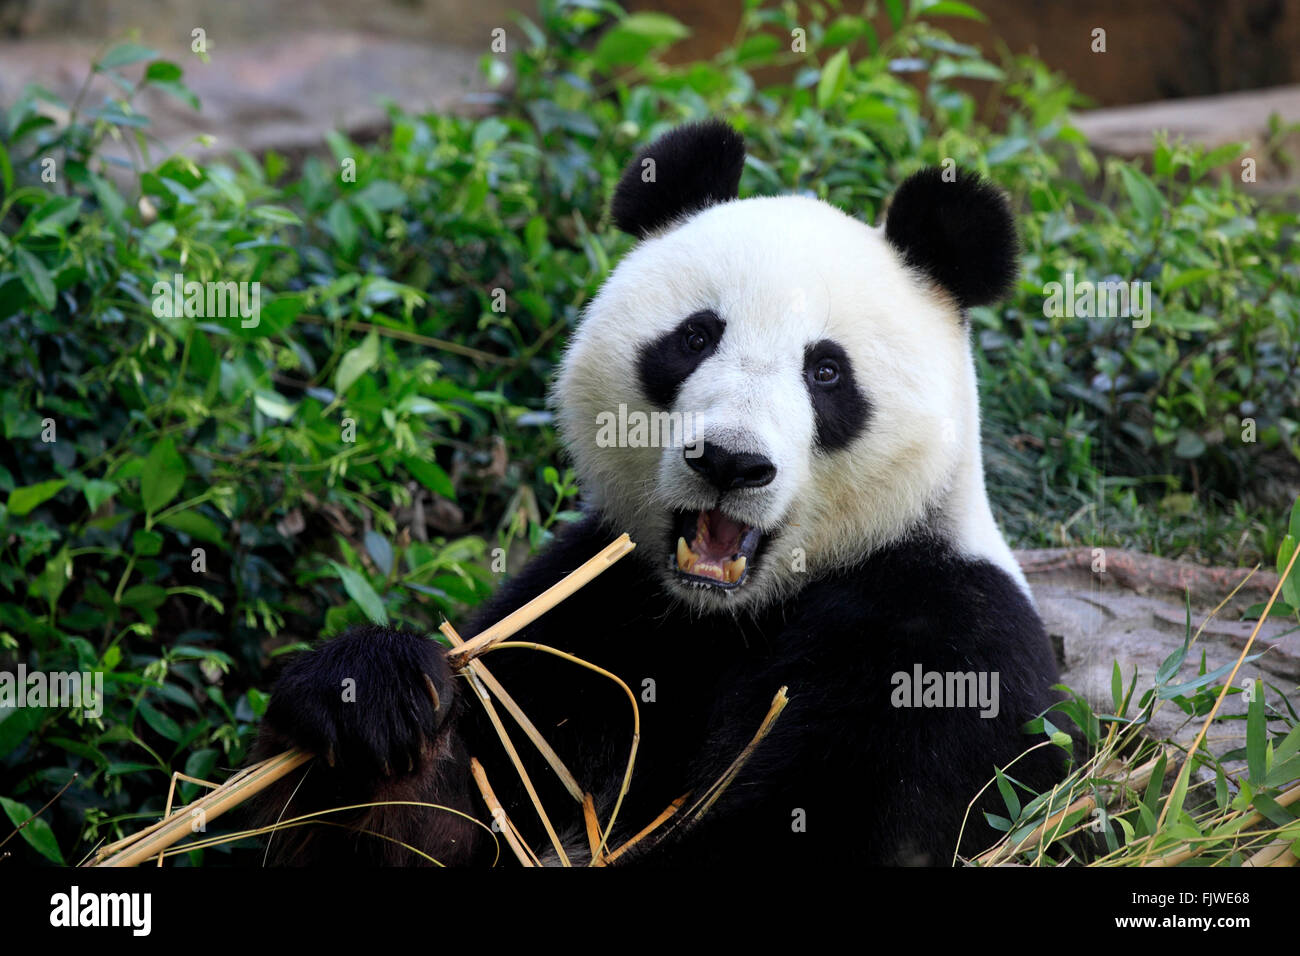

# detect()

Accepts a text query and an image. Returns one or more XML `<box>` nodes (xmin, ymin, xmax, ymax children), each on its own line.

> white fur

<box><xmin>554</xmin><ymin>195</ymin><xmax>1028</xmax><ymax>613</ymax></box>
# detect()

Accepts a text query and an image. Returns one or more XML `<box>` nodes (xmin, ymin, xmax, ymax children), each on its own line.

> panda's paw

<box><xmin>263</xmin><ymin>625</ymin><xmax>456</xmax><ymax>777</ymax></box>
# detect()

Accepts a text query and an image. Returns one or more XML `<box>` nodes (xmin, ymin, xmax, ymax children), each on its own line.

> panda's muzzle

<box><xmin>672</xmin><ymin>508</ymin><xmax>763</xmax><ymax>588</ymax></box>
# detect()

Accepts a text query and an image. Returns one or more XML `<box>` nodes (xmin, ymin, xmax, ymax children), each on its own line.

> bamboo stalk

<box><xmin>684</xmin><ymin>687</ymin><xmax>789</xmax><ymax>827</ymax></box>
<box><xmin>156</xmin><ymin>770</ymin><xmax>222</xmax><ymax>866</ymax></box>
<box><xmin>490</xmin><ymin>640</ymin><xmax>640</xmax><ymax>861</ymax></box>
<box><xmin>1146</xmin><ymin>780</ymin><xmax>1300</xmax><ymax>867</ymax></box>
<box><xmin>447</xmin><ymin>533</ymin><xmax>635</xmax><ymax>669</ymax></box>
<box><xmin>976</xmin><ymin>750</ymin><xmax>1165</xmax><ymax>866</ymax></box>
<box><xmin>460</xmin><ymin>665</ymin><xmax>571</xmax><ymax>866</ymax></box>
<box><xmin>91</xmin><ymin>535</ymin><xmax>636</xmax><ymax>867</ymax></box>
<box><xmin>605</xmin><ymin>794</ymin><xmax>690</xmax><ymax>864</ymax></box>
<box><xmin>1243</xmin><ymin>839</ymin><xmax>1293</xmax><ymax>867</ymax></box>
<box><xmin>95</xmin><ymin>750</ymin><xmax>312</xmax><ymax>867</ymax></box>
<box><xmin>469</xmin><ymin>758</ymin><xmax>533</xmax><ymax>867</ymax></box>
<box><xmin>440</xmin><ymin>621</ymin><xmax>583</xmax><ymax>802</ymax></box>
<box><xmin>582</xmin><ymin>794</ymin><xmax>606</xmax><ymax>866</ymax></box>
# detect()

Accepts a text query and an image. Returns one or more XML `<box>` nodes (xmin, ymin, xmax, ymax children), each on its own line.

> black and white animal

<box><xmin>250</xmin><ymin>120</ymin><xmax>1063</xmax><ymax>866</ymax></box>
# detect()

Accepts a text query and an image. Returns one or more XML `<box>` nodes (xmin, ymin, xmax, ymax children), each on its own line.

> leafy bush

<box><xmin>0</xmin><ymin>0</ymin><xmax>1296</xmax><ymax>864</ymax></box>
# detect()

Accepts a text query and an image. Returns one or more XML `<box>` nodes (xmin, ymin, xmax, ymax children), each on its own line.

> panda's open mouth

<box><xmin>671</xmin><ymin>508</ymin><xmax>764</xmax><ymax>589</ymax></box>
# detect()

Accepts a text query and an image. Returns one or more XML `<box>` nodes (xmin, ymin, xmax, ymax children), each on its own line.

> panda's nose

<box><xmin>685</xmin><ymin>443</ymin><xmax>777</xmax><ymax>491</ymax></box>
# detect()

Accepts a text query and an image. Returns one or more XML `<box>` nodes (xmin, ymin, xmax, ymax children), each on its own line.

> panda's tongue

<box><xmin>675</xmin><ymin>508</ymin><xmax>756</xmax><ymax>585</ymax></box>
<box><xmin>697</xmin><ymin>508</ymin><xmax>743</xmax><ymax>557</ymax></box>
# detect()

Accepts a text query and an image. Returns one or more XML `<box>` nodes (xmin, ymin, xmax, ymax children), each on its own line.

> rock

<box><xmin>1072</xmin><ymin>85</ymin><xmax>1300</xmax><ymax>189</ymax></box>
<box><xmin>0</xmin><ymin>32</ymin><xmax>486</xmax><ymax>163</ymax></box>
<box><xmin>1019</xmin><ymin>548</ymin><xmax>1298</xmax><ymax>769</ymax></box>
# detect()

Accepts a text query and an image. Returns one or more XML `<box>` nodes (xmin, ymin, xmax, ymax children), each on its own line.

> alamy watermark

<box><xmin>595</xmin><ymin>403</ymin><xmax>705</xmax><ymax>458</ymax></box>
<box><xmin>0</xmin><ymin>665</ymin><xmax>104</xmax><ymax>719</ymax></box>
<box><xmin>1043</xmin><ymin>272</ymin><xmax>1153</xmax><ymax>328</ymax></box>
<box><xmin>890</xmin><ymin>665</ymin><xmax>1000</xmax><ymax>718</ymax></box>
<box><xmin>151</xmin><ymin>273</ymin><xmax>261</xmax><ymax>328</ymax></box>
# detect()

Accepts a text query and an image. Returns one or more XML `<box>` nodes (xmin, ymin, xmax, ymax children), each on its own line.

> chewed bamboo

<box><xmin>470</xmin><ymin>758</ymin><xmax>533</xmax><ymax>867</ymax></box>
<box><xmin>89</xmin><ymin>534</ymin><xmax>635</xmax><ymax>868</ymax></box>
<box><xmin>440</xmin><ymin>621</ymin><xmax>583</xmax><ymax>802</ymax></box>
<box><xmin>446</xmin><ymin>533</ymin><xmax>635</xmax><ymax>669</ymax></box>
<box><xmin>94</xmin><ymin>750</ymin><xmax>312</xmax><ymax>867</ymax></box>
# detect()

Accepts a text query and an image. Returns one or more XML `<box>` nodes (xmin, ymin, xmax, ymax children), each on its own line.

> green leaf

<box><xmin>919</xmin><ymin>1</ymin><xmax>987</xmax><ymax>21</ymax></box>
<box><xmin>356</xmin><ymin>181</ymin><xmax>406</xmax><ymax>211</ymax></box>
<box><xmin>1117</xmin><ymin>164</ymin><xmax>1164</xmax><ymax>223</ymax></box>
<box><xmin>251</xmin><ymin>204</ymin><xmax>303</xmax><ymax>225</ymax></box>
<box><xmin>82</xmin><ymin>479</ymin><xmax>118</xmax><ymax>512</ymax></box>
<box><xmin>335</xmin><ymin>330</ymin><xmax>380</xmax><ymax>396</ymax></box>
<box><xmin>994</xmin><ymin>767</ymin><xmax>1020</xmax><ymax>819</ymax></box>
<box><xmin>326</xmin><ymin>199</ymin><xmax>358</xmax><ymax>253</ymax></box>
<box><xmin>817</xmin><ymin>48</ymin><xmax>851</xmax><ymax>111</ymax></box>
<box><xmin>137</xmin><ymin>699</ymin><xmax>182</xmax><ymax>742</ymax></box>
<box><xmin>364</xmin><ymin>530</ymin><xmax>394</xmax><ymax>576</ymax></box>
<box><xmin>14</xmin><ymin>246</ymin><xmax>56</xmax><ymax>310</ymax></box>
<box><xmin>150</xmin><ymin>79</ymin><xmax>200</xmax><ymax>111</ymax></box>
<box><xmin>0</xmin><ymin>796</ymin><xmax>64</xmax><ymax>864</ymax></box>
<box><xmin>141</xmin><ymin>437</ymin><xmax>186</xmax><ymax>514</ymax></box>
<box><xmin>1252</xmin><ymin>793</ymin><xmax>1299</xmax><ymax>828</ymax></box>
<box><xmin>0</xmin><ymin>140</ymin><xmax>13</xmax><ymax>198</ymax></box>
<box><xmin>330</xmin><ymin>561</ymin><xmax>388</xmax><ymax>625</ymax></box>
<box><xmin>132</xmin><ymin>529</ymin><xmax>163</xmax><ymax>556</ymax></box>
<box><xmin>8</xmin><ymin>478</ymin><xmax>67</xmax><ymax>516</ymax></box>
<box><xmin>405</xmin><ymin>457</ymin><xmax>456</xmax><ymax>499</ymax></box>
<box><xmin>986</xmin><ymin>136</ymin><xmax>1031</xmax><ymax>165</ymax></box>
<box><xmin>144</xmin><ymin>60</ymin><xmax>183</xmax><ymax>82</ymax></box>
<box><xmin>158</xmin><ymin>508</ymin><xmax>224</xmax><ymax>545</ymax></box>
<box><xmin>27</xmin><ymin>196</ymin><xmax>82</xmax><ymax>236</ymax></box>
<box><xmin>120</xmin><ymin>583</ymin><xmax>167</xmax><ymax>612</ymax></box>
<box><xmin>98</xmin><ymin>42</ymin><xmax>159</xmax><ymax>70</ymax></box>
<box><xmin>1265</xmin><ymin>756</ymin><xmax>1300</xmax><ymax>788</ymax></box>
<box><xmin>594</xmin><ymin>12</ymin><xmax>690</xmax><ymax>68</ymax></box>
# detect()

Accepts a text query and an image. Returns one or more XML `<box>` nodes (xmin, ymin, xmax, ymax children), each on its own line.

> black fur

<box><xmin>636</xmin><ymin>309</ymin><xmax>725</xmax><ymax>408</ymax></box>
<box><xmin>803</xmin><ymin>339</ymin><xmax>871</xmax><ymax>450</ymax></box>
<box><xmin>883</xmin><ymin>167</ymin><xmax>1019</xmax><ymax>309</ymax></box>
<box><xmin>611</xmin><ymin>120</ymin><xmax>745</xmax><ymax>238</ymax></box>
<box><xmin>251</xmin><ymin>513</ymin><xmax>1063</xmax><ymax>866</ymax></box>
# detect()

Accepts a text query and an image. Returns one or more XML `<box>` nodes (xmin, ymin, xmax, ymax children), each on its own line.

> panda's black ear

<box><xmin>883</xmin><ymin>167</ymin><xmax>1018</xmax><ymax>308</ymax></box>
<box><xmin>611</xmin><ymin>120</ymin><xmax>746</xmax><ymax>239</ymax></box>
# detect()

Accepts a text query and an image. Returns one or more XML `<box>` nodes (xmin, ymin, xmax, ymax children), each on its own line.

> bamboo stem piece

<box><xmin>460</xmin><ymin>665</ymin><xmax>571</xmax><ymax>866</ymax></box>
<box><xmin>440</xmin><ymin>621</ymin><xmax>583</xmax><ymax>802</ymax></box>
<box><xmin>582</xmin><ymin>794</ymin><xmax>606</xmax><ymax>866</ymax></box>
<box><xmin>447</xmin><ymin>533</ymin><xmax>635</xmax><ymax>670</ymax></box>
<box><xmin>94</xmin><ymin>750</ymin><xmax>312</xmax><ymax>867</ymax></box>
<box><xmin>605</xmin><ymin>794</ymin><xmax>690</xmax><ymax>864</ymax></box>
<box><xmin>469</xmin><ymin>758</ymin><xmax>533</xmax><ymax>867</ymax></box>
<box><xmin>976</xmin><ymin>750</ymin><xmax>1166</xmax><ymax>866</ymax></box>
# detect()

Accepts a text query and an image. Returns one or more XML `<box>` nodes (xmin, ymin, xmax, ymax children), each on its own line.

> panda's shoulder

<box><xmin>791</xmin><ymin>537</ymin><xmax>1045</xmax><ymax>657</ymax></box>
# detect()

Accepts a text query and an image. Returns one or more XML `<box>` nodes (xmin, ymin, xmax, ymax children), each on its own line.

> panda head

<box><xmin>555</xmin><ymin>120</ymin><xmax>1021</xmax><ymax>614</ymax></box>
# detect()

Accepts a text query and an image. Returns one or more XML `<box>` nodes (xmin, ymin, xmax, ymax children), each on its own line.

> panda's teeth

<box><xmin>724</xmin><ymin>556</ymin><xmax>747</xmax><ymax>583</ymax></box>
<box><xmin>676</xmin><ymin>536</ymin><xmax>696</xmax><ymax>572</ymax></box>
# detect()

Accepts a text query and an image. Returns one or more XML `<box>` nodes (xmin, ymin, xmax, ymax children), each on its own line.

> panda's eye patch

<box><xmin>638</xmin><ymin>310</ymin><xmax>725</xmax><ymax>408</ymax></box>
<box><xmin>803</xmin><ymin>339</ymin><xmax>870</xmax><ymax>450</ymax></box>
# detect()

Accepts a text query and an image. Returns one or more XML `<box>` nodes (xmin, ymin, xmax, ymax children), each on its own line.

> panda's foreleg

<box><xmin>247</xmin><ymin>624</ymin><xmax>487</xmax><ymax>865</ymax></box>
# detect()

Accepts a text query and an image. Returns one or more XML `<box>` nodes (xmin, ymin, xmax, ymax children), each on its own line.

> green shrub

<box><xmin>0</xmin><ymin>0</ymin><xmax>1296</xmax><ymax>865</ymax></box>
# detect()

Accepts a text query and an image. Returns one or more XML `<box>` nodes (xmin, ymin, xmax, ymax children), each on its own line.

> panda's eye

<box><xmin>683</xmin><ymin>326</ymin><xmax>710</xmax><ymax>352</ymax></box>
<box><xmin>811</xmin><ymin>359</ymin><xmax>840</xmax><ymax>386</ymax></box>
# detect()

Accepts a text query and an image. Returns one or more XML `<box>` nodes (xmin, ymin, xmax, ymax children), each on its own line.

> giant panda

<box><xmin>249</xmin><ymin>119</ymin><xmax>1064</xmax><ymax>867</ymax></box>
